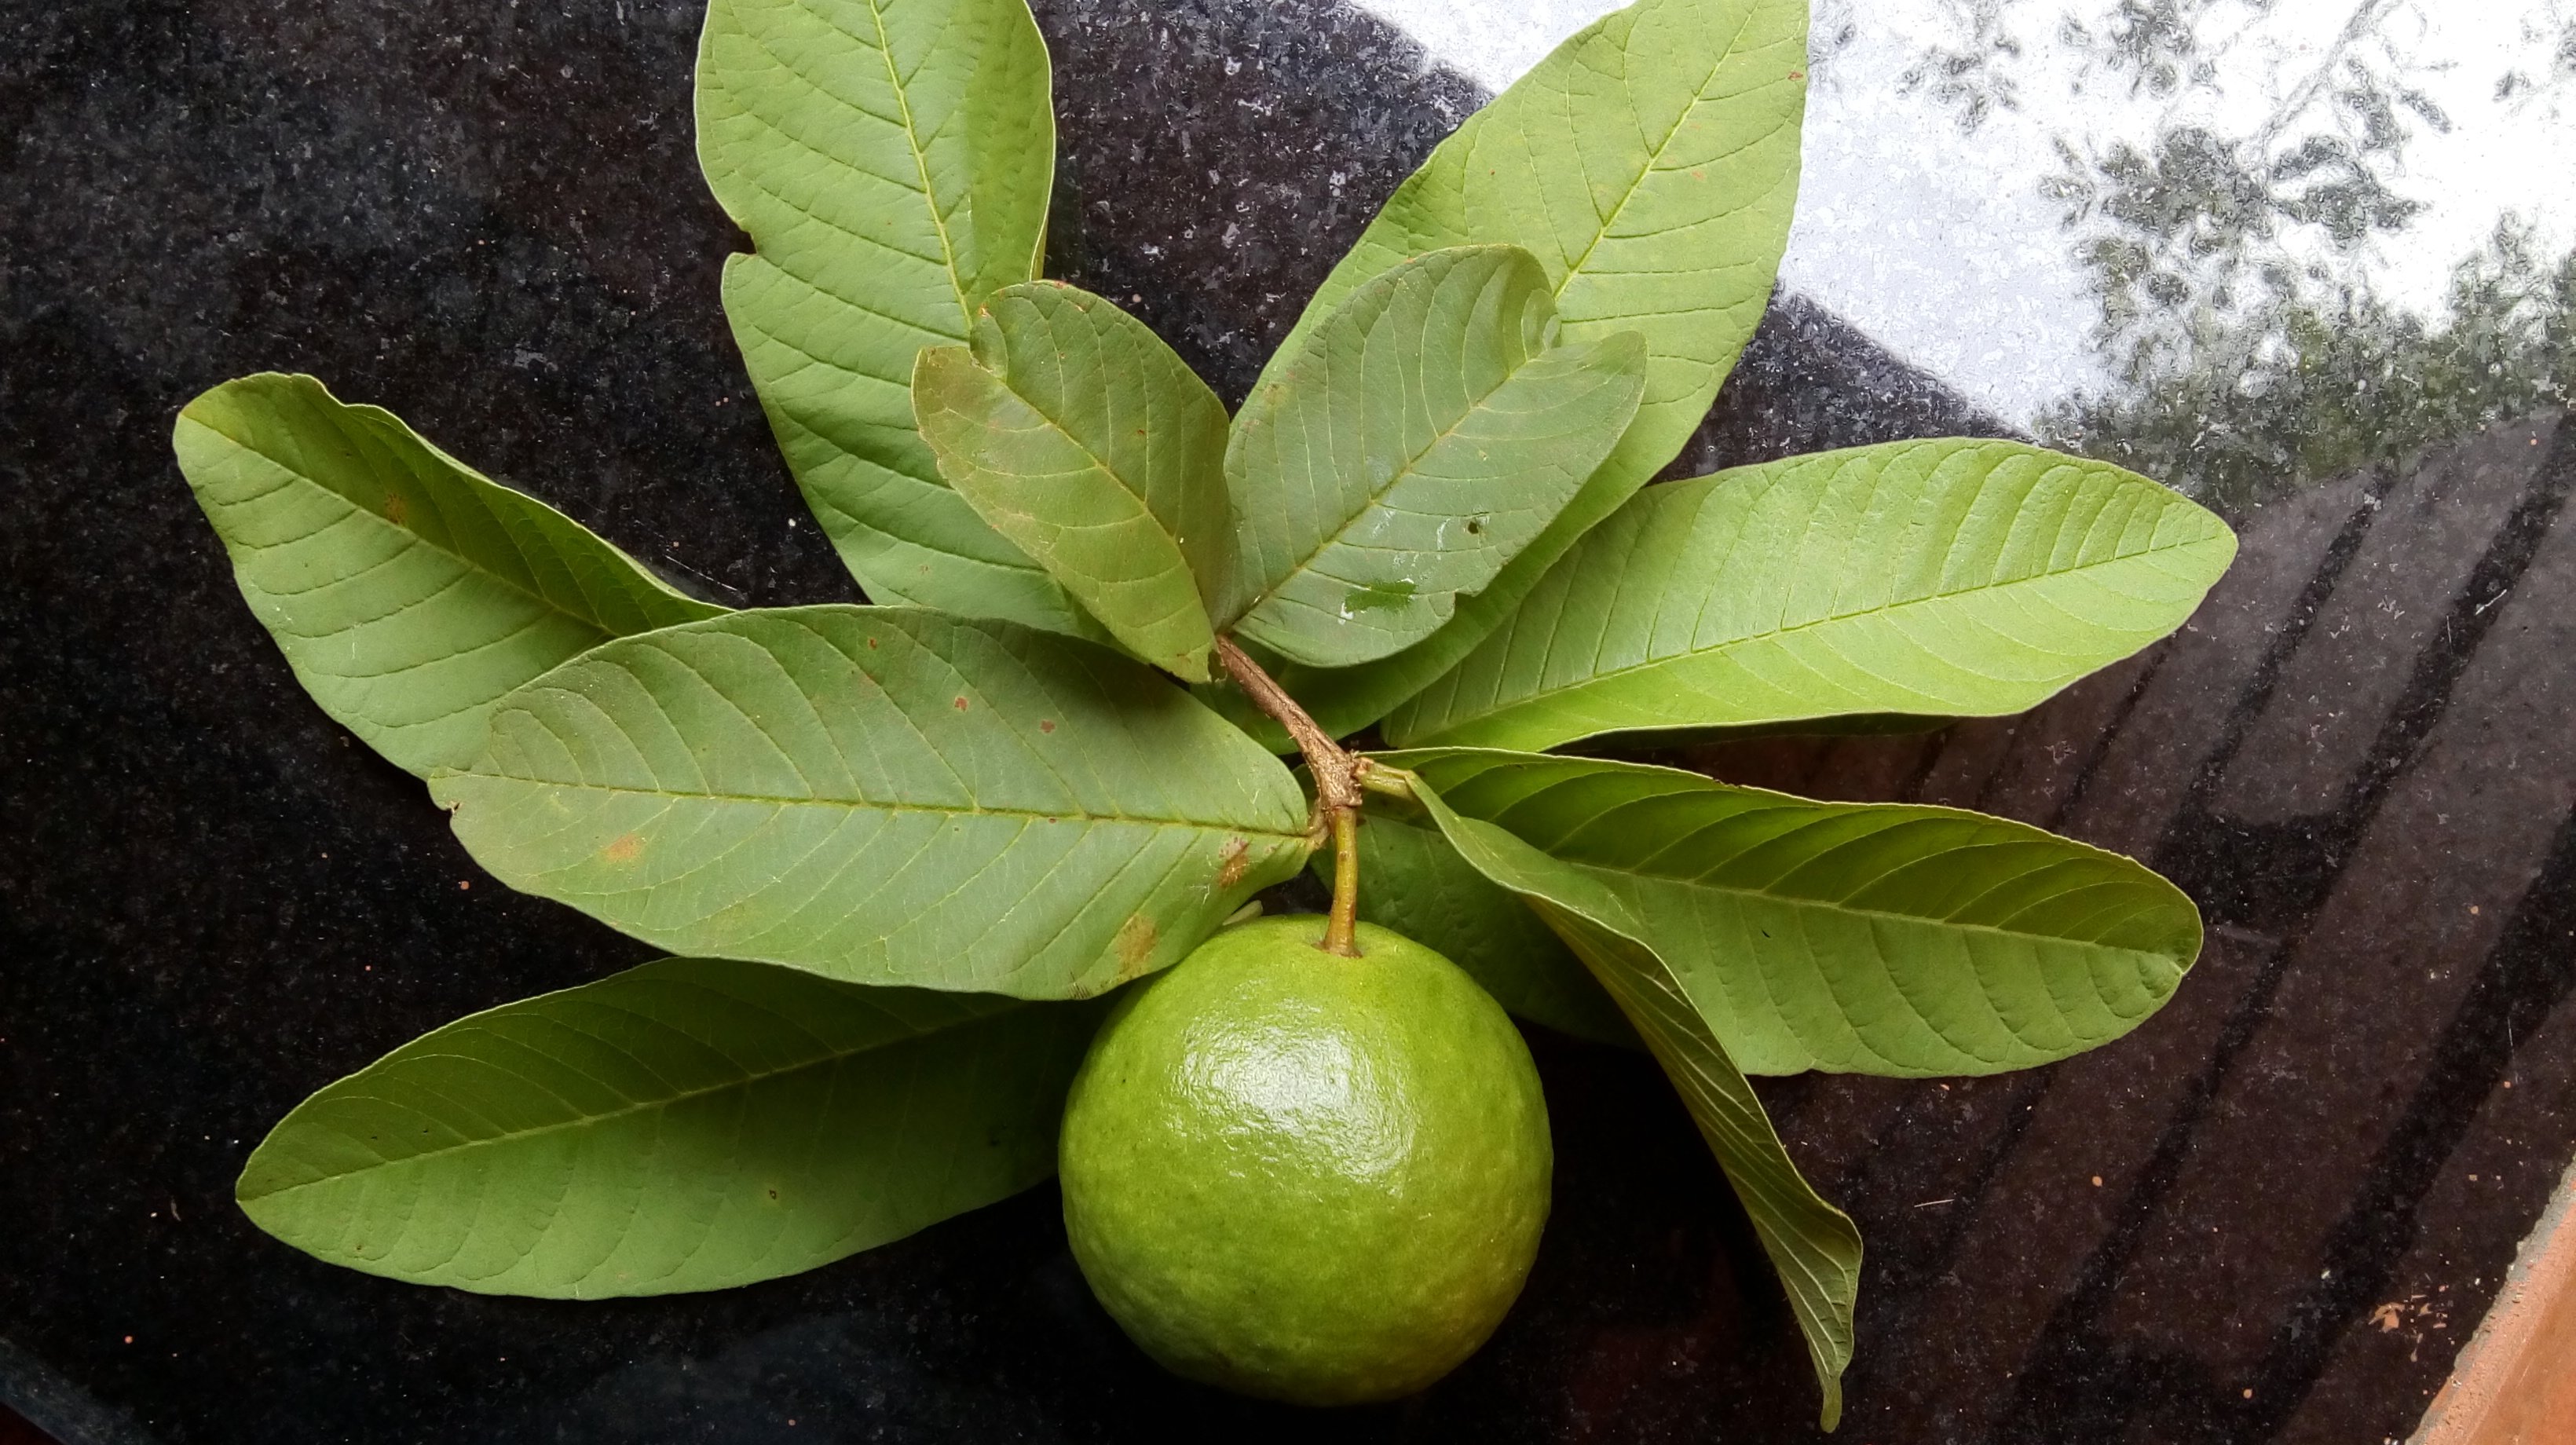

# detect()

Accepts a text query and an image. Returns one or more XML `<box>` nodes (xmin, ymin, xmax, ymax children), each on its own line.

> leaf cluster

<box><xmin>172</xmin><ymin>0</ymin><xmax>2236</xmax><ymax>1426</ymax></box>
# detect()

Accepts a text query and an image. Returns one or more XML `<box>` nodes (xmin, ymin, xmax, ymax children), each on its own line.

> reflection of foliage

<box><xmin>2041</xmin><ymin>224</ymin><xmax>2574</xmax><ymax>513</ymax></box>
<box><xmin>1823</xmin><ymin>0</ymin><xmax>2574</xmax><ymax>507</ymax></box>
<box><xmin>2041</xmin><ymin>115</ymin><xmax>2430</xmax><ymax>387</ymax></box>
<box><xmin>2024</xmin><ymin>0</ymin><xmax>2574</xmax><ymax>508</ymax></box>
<box><xmin>2494</xmin><ymin>2</ymin><xmax>2576</xmax><ymax>103</ymax></box>
<box><xmin>1900</xmin><ymin>0</ymin><xmax>2025</xmax><ymax>130</ymax></box>
<box><xmin>1805</xmin><ymin>0</ymin><xmax>1862</xmax><ymax>88</ymax></box>
<box><xmin>2044</xmin><ymin>0</ymin><xmax>2447</xmax><ymax>385</ymax></box>
<box><xmin>2063</xmin><ymin>0</ymin><xmax>2238</xmax><ymax>97</ymax></box>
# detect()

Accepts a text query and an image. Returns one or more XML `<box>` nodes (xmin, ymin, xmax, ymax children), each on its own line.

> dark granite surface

<box><xmin>4</xmin><ymin>0</ymin><xmax>2573</xmax><ymax>1440</ymax></box>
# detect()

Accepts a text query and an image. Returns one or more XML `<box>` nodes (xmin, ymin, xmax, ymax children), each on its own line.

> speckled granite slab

<box><xmin>4</xmin><ymin>1</ymin><xmax>2572</xmax><ymax>1440</ymax></box>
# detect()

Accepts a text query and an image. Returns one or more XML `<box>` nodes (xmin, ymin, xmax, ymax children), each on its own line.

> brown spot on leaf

<box><xmin>1215</xmin><ymin>836</ymin><xmax>1250</xmax><ymax>890</ymax></box>
<box><xmin>953</xmin><ymin>696</ymin><xmax>969</xmax><ymax>711</ymax></box>
<box><xmin>1114</xmin><ymin>913</ymin><xmax>1158</xmax><ymax>977</ymax></box>
<box><xmin>382</xmin><ymin>492</ymin><xmax>408</xmax><ymax>526</ymax></box>
<box><xmin>1038</xmin><ymin>719</ymin><xmax>1056</xmax><ymax>733</ymax></box>
<box><xmin>600</xmin><ymin>834</ymin><xmax>643</xmax><ymax>865</ymax></box>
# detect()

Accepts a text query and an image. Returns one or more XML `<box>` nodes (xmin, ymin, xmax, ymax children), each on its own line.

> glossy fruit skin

<box><xmin>1059</xmin><ymin>913</ymin><xmax>1552</xmax><ymax>1405</ymax></box>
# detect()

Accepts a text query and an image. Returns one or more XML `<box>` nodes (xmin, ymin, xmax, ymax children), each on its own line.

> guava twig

<box><xmin>1213</xmin><ymin>637</ymin><xmax>1360</xmax><ymax>812</ymax></box>
<box><xmin>1213</xmin><ymin>635</ymin><xmax>1363</xmax><ymax>957</ymax></box>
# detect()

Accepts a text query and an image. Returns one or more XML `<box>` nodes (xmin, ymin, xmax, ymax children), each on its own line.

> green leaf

<box><xmin>1220</xmin><ymin>246</ymin><xmax>1645</xmax><ymax>668</ymax></box>
<box><xmin>1389</xmin><ymin>440</ymin><xmax>2238</xmax><ymax>750</ymax></box>
<box><xmin>172</xmin><ymin>373</ymin><xmax>726</xmax><ymax>777</ymax></box>
<box><xmin>1251</xmin><ymin>0</ymin><xmax>1809</xmax><ymax>730</ymax></box>
<box><xmin>914</xmin><ymin>282</ymin><xmax>1231</xmax><ymax>682</ymax></box>
<box><xmin>237</xmin><ymin>956</ymin><xmax>1103</xmax><ymax>1298</ymax></box>
<box><xmin>1378</xmin><ymin>748</ymin><xmax>2203</xmax><ymax>1078</ymax></box>
<box><xmin>697</xmin><ymin>0</ymin><xmax>1087</xmax><ymax>633</ymax></box>
<box><xmin>1319</xmin><ymin>810</ymin><xmax>1634</xmax><ymax>1047</ymax></box>
<box><xmin>1398</xmin><ymin>767</ymin><xmax>1857</xmax><ymax>1430</ymax></box>
<box><xmin>429</xmin><ymin>607</ymin><xmax>1312</xmax><ymax>999</ymax></box>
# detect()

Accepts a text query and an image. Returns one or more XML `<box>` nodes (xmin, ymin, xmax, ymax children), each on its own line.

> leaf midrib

<box><xmin>862</xmin><ymin>0</ymin><xmax>975</xmax><ymax>335</ymax></box>
<box><xmin>1433</xmin><ymin>768</ymin><xmax>2185</xmax><ymax>952</ymax></box>
<box><xmin>1520</xmin><ymin>897</ymin><xmax>1862</xmax><ymax>1344</ymax></box>
<box><xmin>1444</xmin><ymin>521</ymin><xmax>2230</xmax><ymax>721</ymax></box>
<box><xmin>1237</xmin><ymin>325</ymin><xmax>1575</xmax><ymax>624</ymax></box>
<box><xmin>243</xmin><ymin>1009</ymin><xmax>988</xmax><ymax>1201</ymax></box>
<box><xmin>959</xmin><ymin>350</ymin><xmax>1194</xmax><ymax>579</ymax></box>
<box><xmin>1550</xmin><ymin>835</ymin><xmax>2185</xmax><ymax>957</ymax></box>
<box><xmin>188</xmin><ymin>412</ymin><xmax>639</xmax><ymax>646</ymax></box>
<box><xmin>448</xmin><ymin>771</ymin><xmax>1311</xmax><ymax>839</ymax></box>
<box><xmin>1540</xmin><ymin>2</ymin><xmax>1761</xmax><ymax>305</ymax></box>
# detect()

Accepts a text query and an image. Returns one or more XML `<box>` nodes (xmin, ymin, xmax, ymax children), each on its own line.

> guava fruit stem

<box><xmin>1325</xmin><ymin>807</ymin><xmax>1362</xmax><ymax>957</ymax></box>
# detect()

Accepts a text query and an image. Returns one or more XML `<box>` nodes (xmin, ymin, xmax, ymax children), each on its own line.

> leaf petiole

<box><xmin>1352</xmin><ymin>758</ymin><xmax>1418</xmax><ymax>804</ymax></box>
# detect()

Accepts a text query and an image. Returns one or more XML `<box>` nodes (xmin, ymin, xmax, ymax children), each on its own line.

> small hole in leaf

<box><xmin>1465</xmin><ymin>518</ymin><xmax>1484</xmax><ymax>535</ymax></box>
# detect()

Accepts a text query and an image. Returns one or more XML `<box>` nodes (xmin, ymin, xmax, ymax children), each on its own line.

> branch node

<box><xmin>1215</xmin><ymin>636</ymin><xmax>1364</xmax><ymax>957</ymax></box>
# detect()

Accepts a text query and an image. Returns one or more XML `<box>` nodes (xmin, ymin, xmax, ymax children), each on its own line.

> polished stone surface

<box><xmin>4</xmin><ymin>0</ymin><xmax>2573</xmax><ymax>1441</ymax></box>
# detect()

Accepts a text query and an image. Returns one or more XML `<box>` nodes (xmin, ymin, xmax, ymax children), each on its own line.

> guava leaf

<box><xmin>1317</xmin><ymin>810</ymin><xmax>1634</xmax><ymax>1047</ymax></box>
<box><xmin>172</xmin><ymin>373</ymin><xmax>727</xmax><ymax>777</ymax></box>
<box><xmin>1378</xmin><ymin>748</ymin><xmax>2203</xmax><ymax>1078</ymax></box>
<box><xmin>1389</xmin><ymin>440</ymin><xmax>2238</xmax><ymax>751</ymax></box>
<box><xmin>914</xmin><ymin>282</ymin><xmax>1230</xmax><ymax>682</ymax></box>
<box><xmin>1220</xmin><ymin>246</ymin><xmax>1645</xmax><ymax>668</ymax></box>
<box><xmin>697</xmin><ymin>0</ymin><xmax>1089</xmax><ymax>634</ymax></box>
<box><xmin>1251</xmin><ymin>0</ymin><xmax>1809</xmax><ymax>731</ymax></box>
<box><xmin>237</xmin><ymin>956</ymin><xmax>1103</xmax><ymax>1298</ymax></box>
<box><xmin>429</xmin><ymin>608</ymin><xmax>1312</xmax><ymax>998</ymax></box>
<box><xmin>1400</xmin><ymin>768</ymin><xmax>1857</xmax><ymax>1431</ymax></box>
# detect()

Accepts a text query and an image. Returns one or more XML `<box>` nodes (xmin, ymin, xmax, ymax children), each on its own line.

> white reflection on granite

<box><xmin>1349</xmin><ymin>0</ymin><xmax>2576</xmax><ymax>433</ymax></box>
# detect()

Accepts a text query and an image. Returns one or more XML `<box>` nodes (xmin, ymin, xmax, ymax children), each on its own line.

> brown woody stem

<box><xmin>1213</xmin><ymin>635</ymin><xmax>1364</xmax><ymax>957</ymax></box>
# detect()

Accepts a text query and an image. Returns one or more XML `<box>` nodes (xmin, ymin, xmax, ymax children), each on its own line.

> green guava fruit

<box><xmin>1057</xmin><ymin>913</ymin><xmax>1553</xmax><ymax>1405</ymax></box>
